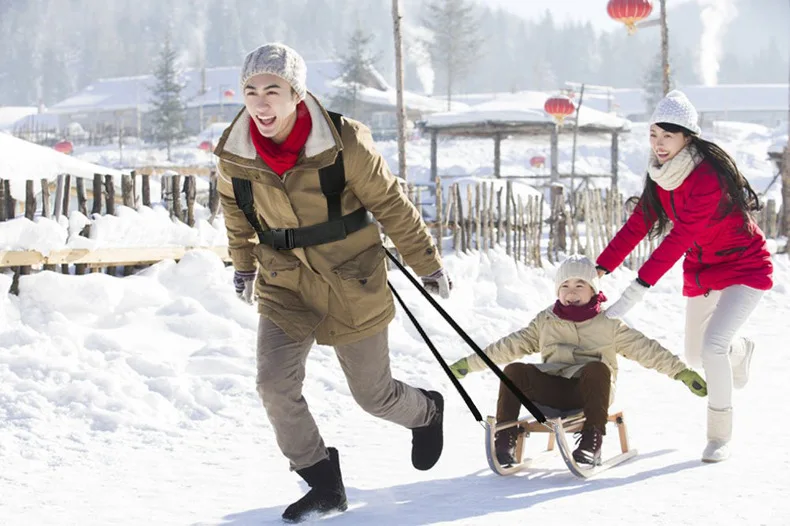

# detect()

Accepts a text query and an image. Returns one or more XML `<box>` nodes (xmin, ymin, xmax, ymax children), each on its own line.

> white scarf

<box><xmin>647</xmin><ymin>144</ymin><xmax>703</xmax><ymax>191</ymax></box>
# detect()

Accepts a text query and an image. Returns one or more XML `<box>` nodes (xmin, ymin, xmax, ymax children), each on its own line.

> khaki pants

<box><xmin>496</xmin><ymin>362</ymin><xmax>611</xmax><ymax>431</ymax></box>
<box><xmin>256</xmin><ymin>316</ymin><xmax>435</xmax><ymax>470</ymax></box>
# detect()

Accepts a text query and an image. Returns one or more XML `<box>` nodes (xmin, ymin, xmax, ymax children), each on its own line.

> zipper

<box><xmin>694</xmin><ymin>241</ymin><xmax>703</xmax><ymax>263</ymax></box>
<box><xmin>669</xmin><ymin>191</ymin><xmax>677</xmax><ymax>219</ymax></box>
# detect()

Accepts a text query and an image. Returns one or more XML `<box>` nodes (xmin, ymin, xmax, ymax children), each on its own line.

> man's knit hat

<box><xmin>555</xmin><ymin>254</ymin><xmax>599</xmax><ymax>295</ymax></box>
<box><xmin>649</xmin><ymin>89</ymin><xmax>701</xmax><ymax>136</ymax></box>
<box><xmin>240</xmin><ymin>43</ymin><xmax>307</xmax><ymax>101</ymax></box>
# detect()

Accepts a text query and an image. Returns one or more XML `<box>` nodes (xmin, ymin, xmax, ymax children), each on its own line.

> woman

<box><xmin>596</xmin><ymin>90</ymin><xmax>772</xmax><ymax>463</ymax></box>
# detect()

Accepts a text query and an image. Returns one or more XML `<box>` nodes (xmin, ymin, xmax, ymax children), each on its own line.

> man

<box><xmin>214</xmin><ymin>43</ymin><xmax>452</xmax><ymax>523</ymax></box>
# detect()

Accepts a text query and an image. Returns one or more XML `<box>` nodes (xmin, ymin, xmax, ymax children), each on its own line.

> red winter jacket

<box><xmin>597</xmin><ymin>159</ymin><xmax>773</xmax><ymax>297</ymax></box>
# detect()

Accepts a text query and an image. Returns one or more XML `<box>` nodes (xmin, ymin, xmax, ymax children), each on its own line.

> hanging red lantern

<box><xmin>543</xmin><ymin>95</ymin><xmax>576</xmax><ymax>125</ymax></box>
<box><xmin>607</xmin><ymin>0</ymin><xmax>653</xmax><ymax>34</ymax></box>
<box><xmin>223</xmin><ymin>89</ymin><xmax>235</xmax><ymax>100</ymax></box>
<box><xmin>53</xmin><ymin>140</ymin><xmax>74</xmax><ymax>155</ymax></box>
<box><xmin>198</xmin><ymin>140</ymin><xmax>213</xmax><ymax>151</ymax></box>
<box><xmin>530</xmin><ymin>155</ymin><xmax>546</xmax><ymax>168</ymax></box>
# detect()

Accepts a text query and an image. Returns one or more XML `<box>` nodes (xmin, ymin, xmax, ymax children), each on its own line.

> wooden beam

<box><xmin>0</xmin><ymin>246</ymin><xmax>231</xmax><ymax>268</ymax></box>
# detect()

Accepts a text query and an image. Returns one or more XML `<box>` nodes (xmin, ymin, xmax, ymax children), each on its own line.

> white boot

<box><xmin>702</xmin><ymin>406</ymin><xmax>732</xmax><ymax>463</ymax></box>
<box><xmin>731</xmin><ymin>337</ymin><xmax>755</xmax><ymax>390</ymax></box>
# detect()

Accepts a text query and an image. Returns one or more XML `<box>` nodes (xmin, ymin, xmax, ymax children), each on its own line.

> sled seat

<box><xmin>490</xmin><ymin>403</ymin><xmax>632</xmax><ymax>462</ymax></box>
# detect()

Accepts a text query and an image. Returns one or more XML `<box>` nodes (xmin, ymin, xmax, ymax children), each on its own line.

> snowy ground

<box><xmin>1</xmin><ymin>249</ymin><xmax>789</xmax><ymax>525</ymax></box>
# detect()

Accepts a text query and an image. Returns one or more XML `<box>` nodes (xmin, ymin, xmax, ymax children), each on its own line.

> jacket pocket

<box><xmin>332</xmin><ymin>244</ymin><xmax>388</xmax><ymax>327</ymax></box>
<box><xmin>253</xmin><ymin>244</ymin><xmax>301</xmax><ymax>292</ymax></box>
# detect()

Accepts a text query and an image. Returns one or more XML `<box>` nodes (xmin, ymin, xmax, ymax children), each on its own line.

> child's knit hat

<box><xmin>555</xmin><ymin>254</ymin><xmax>599</xmax><ymax>295</ymax></box>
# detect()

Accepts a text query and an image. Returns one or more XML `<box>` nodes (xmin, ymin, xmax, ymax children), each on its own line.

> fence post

<box><xmin>92</xmin><ymin>174</ymin><xmax>103</xmax><ymax>215</ymax></box>
<box><xmin>24</xmin><ymin>180</ymin><xmax>36</xmax><ymax>220</ymax></box>
<box><xmin>185</xmin><ymin>175</ymin><xmax>196</xmax><ymax>227</ymax></box>
<box><xmin>434</xmin><ymin>176</ymin><xmax>443</xmax><ymax>255</ymax></box>
<box><xmin>172</xmin><ymin>174</ymin><xmax>183</xmax><ymax>221</ymax></box>
<box><xmin>42</xmin><ymin>178</ymin><xmax>53</xmax><ymax>219</ymax></box>
<box><xmin>142</xmin><ymin>174</ymin><xmax>151</xmax><ymax>207</ymax></box>
<box><xmin>0</xmin><ymin>178</ymin><xmax>5</xmax><ymax>221</ymax></box>
<box><xmin>122</xmin><ymin>173</ymin><xmax>134</xmax><ymax>208</ymax></box>
<box><xmin>104</xmin><ymin>175</ymin><xmax>115</xmax><ymax>216</ymax></box>
<box><xmin>208</xmin><ymin>169</ymin><xmax>219</xmax><ymax>223</ymax></box>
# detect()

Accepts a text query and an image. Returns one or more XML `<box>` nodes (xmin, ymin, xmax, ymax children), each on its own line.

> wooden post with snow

<box><xmin>435</xmin><ymin>177</ymin><xmax>443</xmax><ymax>255</ymax></box>
<box><xmin>104</xmin><ymin>175</ymin><xmax>116</xmax><ymax>216</ymax></box>
<box><xmin>172</xmin><ymin>175</ymin><xmax>183</xmax><ymax>221</ymax></box>
<box><xmin>142</xmin><ymin>174</ymin><xmax>151</xmax><ymax>207</ymax></box>
<box><xmin>122</xmin><ymin>173</ymin><xmax>134</xmax><ymax>208</ymax></box>
<box><xmin>505</xmin><ymin>181</ymin><xmax>512</xmax><ymax>256</ymax></box>
<box><xmin>76</xmin><ymin>178</ymin><xmax>88</xmax><ymax>216</ymax></box>
<box><xmin>185</xmin><ymin>175</ymin><xmax>196</xmax><ymax>227</ymax></box>
<box><xmin>42</xmin><ymin>178</ymin><xmax>52</xmax><ymax>219</ymax></box>
<box><xmin>208</xmin><ymin>169</ymin><xmax>219</xmax><ymax>223</ymax></box>
<box><xmin>62</xmin><ymin>175</ymin><xmax>71</xmax><ymax>217</ymax></box>
<box><xmin>0</xmin><ymin>178</ymin><xmax>6</xmax><ymax>221</ymax></box>
<box><xmin>24</xmin><ymin>180</ymin><xmax>35</xmax><ymax>220</ymax></box>
<box><xmin>92</xmin><ymin>174</ymin><xmax>103</xmax><ymax>215</ymax></box>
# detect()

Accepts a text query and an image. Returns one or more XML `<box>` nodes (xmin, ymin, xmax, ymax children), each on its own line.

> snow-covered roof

<box><xmin>422</xmin><ymin>91</ymin><xmax>630</xmax><ymax>132</ymax></box>
<box><xmin>584</xmin><ymin>84</ymin><xmax>790</xmax><ymax>119</ymax></box>
<box><xmin>0</xmin><ymin>132</ymin><xmax>125</xmax><ymax>181</ymax></box>
<box><xmin>46</xmin><ymin>61</ymin><xmax>440</xmax><ymax>116</ymax></box>
<box><xmin>0</xmin><ymin>106</ymin><xmax>39</xmax><ymax>131</ymax></box>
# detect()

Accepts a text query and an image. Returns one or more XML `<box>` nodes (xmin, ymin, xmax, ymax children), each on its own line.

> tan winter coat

<box><xmin>464</xmin><ymin>306</ymin><xmax>688</xmax><ymax>402</ymax></box>
<box><xmin>214</xmin><ymin>93</ymin><xmax>441</xmax><ymax>346</ymax></box>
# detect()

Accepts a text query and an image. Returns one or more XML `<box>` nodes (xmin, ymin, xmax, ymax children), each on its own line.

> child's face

<box><xmin>558</xmin><ymin>278</ymin><xmax>595</xmax><ymax>306</ymax></box>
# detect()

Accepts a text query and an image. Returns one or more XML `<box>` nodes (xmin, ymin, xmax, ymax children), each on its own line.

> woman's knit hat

<box><xmin>649</xmin><ymin>89</ymin><xmax>701</xmax><ymax>136</ymax></box>
<box><xmin>555</xmin><ymin>254</ymin><xmax>599</xmax><ymax>295</ymax></box>
<box><xmin>240</xmin><ymin>43</ymin><xmax>307</xmax><ymax>101</ymax></box>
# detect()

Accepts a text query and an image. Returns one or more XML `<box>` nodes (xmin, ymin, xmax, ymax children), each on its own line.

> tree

<box><xmin>642</xmin><ymin>53</ymin><xmax>672</xmax><ymax>117</ymax></box>
<box><xmin>149</xmin><ymin>34</ymin><xmax>187</xmax><ymax>161</ymax></box>
<box><xmin>422</xmin><ymin>0</ymin><xmax>482</xmax><ymax>110</ymax></box>
<box><xmin>332</xmin><ymin>26</ymin><xmax>379</xmax><ymax>121</ymax></box>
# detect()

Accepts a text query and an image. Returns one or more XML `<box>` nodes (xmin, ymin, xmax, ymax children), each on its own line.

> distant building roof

<box><xmin>422</xmin><ymin>91</ymin><xmax>630</xmax><ymax>134</ymax></box>
<box><xmin>47</xmin><ymin>61</ymin><xmax>444</xmax><ymax>116</ymax></box>
<box><xmin>583</xmin><ymin>84</ymin><xmax>790</xmax><ymax>119</ymax></box>
<box><xmin>0</xmin><ymin>106</ymin><xmax>39</xmax><ymax>131</ymax></box>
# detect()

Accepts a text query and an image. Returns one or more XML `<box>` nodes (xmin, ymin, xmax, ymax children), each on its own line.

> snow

<box><xmin>1</xmin><ymin>116</ymin><xmax>788</xmax><ymax>525</ymax></box>
<box><xmin>0</xmin><ymin>132</ymin><xmax>125</xmax><ymax>182</ymax></box>
<box><xmin>0</xmin><ymin>106</ymin><xmax>38</xmax><ymax>131</ymax></box>
<box><xmin>1</xmin><ymin>248</ymin><xmax>789</xmax><ymax>525</ymax></box>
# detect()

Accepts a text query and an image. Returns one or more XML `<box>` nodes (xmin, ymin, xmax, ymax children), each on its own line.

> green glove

<box><xmin>674</xmin><ymin>369</ymin><xmax>707</xmax><ymax>397</ymax></box>
<box><xmin>449</xmin><ymin>358</ymin><xmax>469</xmax><ymax>380</ymax></box>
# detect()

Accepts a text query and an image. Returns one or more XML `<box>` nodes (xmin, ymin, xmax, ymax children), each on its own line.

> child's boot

<box><xmin>572</xmin><ymin>426</ymin><xmax>603</xmax><ymax>465</ymax></box>
<box><xmin>494</xmin><ymin>427</ymin><xmax>519</xmax><ymax>466</ymax></box>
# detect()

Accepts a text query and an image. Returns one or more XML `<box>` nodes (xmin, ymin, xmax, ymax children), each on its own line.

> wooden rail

<box><xmin>0</xmin><ymin>246</ymin><xmax>230</xmax><ymax>268</ymax></box>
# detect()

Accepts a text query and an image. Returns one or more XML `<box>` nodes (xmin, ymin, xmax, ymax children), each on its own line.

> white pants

<box><xmin>685</xmin><ymin>285</ymin><xmax>764</xmax><ymax>410</ymax></box>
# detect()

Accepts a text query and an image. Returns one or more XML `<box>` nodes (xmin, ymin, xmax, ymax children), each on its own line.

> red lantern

<box><xmin>530</xmin><ymin>155</ymin><xmax>546</xmax><ymax>168</ymax></box>
<box><xmin>607</xmin><ymin>0</ymin><xmax>653</xmax><ymax>34</ymax></box>
<box><xmin>223</xmin><ymin>89</ymin><xmax>235</xmax><ymax>100</ymax></box>
<box><xmin>543</xmin><ymin>95</ymin><xmax>576</xmax><ymax>125</ymax></box>
<box><xmin>53</xmin><ymin>140</ymin><xmax>73</xmax><ymax>155</ymax></box>
<box><xmin>198</xmin><ymin>140</ymin><xmax>213</xmax><ymax>151</ymax></box>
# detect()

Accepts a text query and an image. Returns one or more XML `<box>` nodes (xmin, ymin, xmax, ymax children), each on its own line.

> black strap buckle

<box><xmin>269</xmin><ymin>228</ymin><xmax>295</xmax><ymax>250</ymax></box>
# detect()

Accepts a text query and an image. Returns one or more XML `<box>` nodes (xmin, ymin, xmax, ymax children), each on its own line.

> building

<box><xmin>10</xmin><ymin>62</ymin><xmax>453</xmax><ymax>143</ymax></box>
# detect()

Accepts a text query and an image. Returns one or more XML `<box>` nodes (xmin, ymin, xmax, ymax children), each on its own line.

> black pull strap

<box><xmin>388</xmin><ymin>281</ymin><xmax>482</xmax><ymax>423</ymax></box>
<box><xmin>385</xmin><ymin>248</ymin><xmax>546</xmax><ymax>424</ymax></box>
<box><xmin>232</xmin><ymin>177</ymin><xmax>266</xmax><ymax>243</ymax></box>
<box><xmin>320</xmin><ymin>111</ymin><xmax>345</xmax><ymax>222</ymax></box>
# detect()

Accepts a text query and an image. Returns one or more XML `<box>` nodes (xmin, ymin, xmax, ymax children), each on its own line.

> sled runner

<box><xmin>484</xmin><ymin>404</ymin><xmax>637</xmax><ymax>479</ymax></box>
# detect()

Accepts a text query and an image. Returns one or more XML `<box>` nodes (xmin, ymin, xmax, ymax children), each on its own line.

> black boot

<box><xmin>282</xmin><ymin>447</ymin><xmax>348</xmax><ymax>523</ymax></box>
<box><xmin>494</xmin><ymin>427</ymin><xmax>519</xmax><ymax>466</ymax></box>
<box><xmin>411</xmin><ymin>390</ymin><xmax>444</xmax><ymax>471</ymax></box>
<box><xmin>572</xmin><ymin>426</ymin><xmax>603</xmax><ymax>466</ymax></box>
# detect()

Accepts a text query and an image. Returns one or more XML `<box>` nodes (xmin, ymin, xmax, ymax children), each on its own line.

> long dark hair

<box><xmin>638</xmin><ymin>122</ymin><xmax>761</xmax><ymax>238</ymax></box>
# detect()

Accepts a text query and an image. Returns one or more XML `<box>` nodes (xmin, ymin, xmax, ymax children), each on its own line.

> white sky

<box><xmin>481</xmin><ymin>0</ymin><xmax>696</xmax><ymax>30</ymax></box>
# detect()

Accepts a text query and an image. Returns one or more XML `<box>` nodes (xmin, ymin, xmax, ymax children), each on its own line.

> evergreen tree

<box><xmin>149</xmin><ymin>34</ymin><xmax>187</xmax><ymax>161</ymax></box>
<box><xmin>642</xmin><ymin>53</ymin><xmax>671</xmax><ymax>116</ymax></box>
<box><xmin>422</xmin><ymin>0</ymin><xmax>482</xmax><ymax>110</ymax></box>
<box><xmin>332</xmin><ymin>27</ymin><xmax>379</xmax><ymax>121</ymax></box>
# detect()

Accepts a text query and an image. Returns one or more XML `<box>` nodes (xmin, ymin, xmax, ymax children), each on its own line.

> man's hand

<box><xmin>233</xmin><ymin>269</ymin><xmax>256</xmax><ymax>304</ymax></box>
<box><xmin>421</xmin><ymin>268</ymin><xmax>452</xmax><ymax>299</ymax></box>
<box><xmin>605</xmin><ymin>279</ymin><xmax>649</xmax><ymax>319</ymax></box>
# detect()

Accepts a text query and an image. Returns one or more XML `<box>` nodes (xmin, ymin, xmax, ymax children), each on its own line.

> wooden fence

<box><xmin>0</xmin><ymin>172</ymin><xmax>783</xmax><ymax>283</ymax></box>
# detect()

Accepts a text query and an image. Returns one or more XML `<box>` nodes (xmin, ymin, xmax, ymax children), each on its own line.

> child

<box><xmin>449</xmin><ymin>255</ymin><xmax>707</xmax><ymax>466</ymax></box>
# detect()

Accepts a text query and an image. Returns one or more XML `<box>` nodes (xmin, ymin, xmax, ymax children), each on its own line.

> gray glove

<box><xmin>233</xmin><ymin>269</ymin><xmax>256</xmax><ymax>304</ymax></box>
<box><xmin>421</xmin><ymin>268</ymin><xmax>452</xmax><ymax>299</ymax></box>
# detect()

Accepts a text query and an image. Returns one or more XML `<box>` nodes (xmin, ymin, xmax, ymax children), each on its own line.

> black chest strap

<box><xmin>231</xmin><ymin>111</ymin><xmax>373</xmax><ymax>250</ymax></box>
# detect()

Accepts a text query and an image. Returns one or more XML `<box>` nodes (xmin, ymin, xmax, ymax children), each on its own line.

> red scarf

<box><xmin>249</xmin><ymin>101</ymin><xmax>312</xmax><ymax>177</ymax></box>
<box><xmin>553</xmin><ymin>292</ymin><xmax>607</xmax><ymax>322</ymax></box>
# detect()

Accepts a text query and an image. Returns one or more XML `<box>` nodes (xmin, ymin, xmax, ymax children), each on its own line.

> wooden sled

<box><xmin>484</xmin><ymin>405</ymin><xmax>638</xmax><ymax>479</ymax></box>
